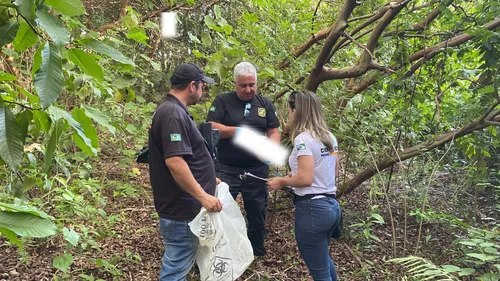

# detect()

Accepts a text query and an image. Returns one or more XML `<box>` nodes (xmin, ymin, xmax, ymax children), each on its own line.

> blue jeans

<box><xmin>159</xmin><ymin>218</ymin><xmax>199</xmax><ymax>281</ymax></box>
<box><xmin>295</xmin><ymin>197</ymin><xmax>341</xmax><ymax>281</ymax></box>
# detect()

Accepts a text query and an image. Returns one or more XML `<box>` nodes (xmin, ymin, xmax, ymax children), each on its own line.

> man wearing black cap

<box><xmin>148</xmin><ymin>63</ymin><xmax>222</xmax><ymax>280</ymax></box>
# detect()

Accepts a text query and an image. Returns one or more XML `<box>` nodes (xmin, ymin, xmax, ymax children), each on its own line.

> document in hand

<box><xmin>189</xmin><ymin>183</ymin><xmax>254</xmax><ymax>281</ymax></box>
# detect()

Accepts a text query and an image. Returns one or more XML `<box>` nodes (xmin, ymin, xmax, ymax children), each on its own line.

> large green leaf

<box><xmin>45</xmin><ymin>0</ymin><xmax>86</xmax><ymax>16</ymax></box>
<box><xmin>0</xmin><ymin>99</ymin><xmax>23</xmax><ymax>171</ymax></box>
<box><xmin>0</xmin><ymin>227</ymin><xmax>22</xmax><ymax>248</ymax></box>
<box><xmin>44</xmin><ymin>119</ymin><xmax>66</xmax><ymax>174</ymax></box>
<box><xmin>15</xmin><ymin>110</ymin><xmax>32</xmax><ymax>144</ymax></box>
<box><xmin>71</xmin><ymin>108</ymin><xmax>98</xmax><ymax>148</ymax></box>
<box><xmin>0</xmin><ymin>71</ymin><xmax>16</xmax><ymax>82</ymax></box>
<box><xmin>47</xmin><ymin>106</ymin><xmax>97</xmax><ymax>155</ymax></box>
<box><xmin>82</xmin><ymin>105</ymin><xmax>116</xmax><ymax>135</ymax></box>
<box><xmin>53</xmin><ymin>253</ymin><xmax>74</xmax><ymax>272</ymax></box>
<box><xmin>67</xmin><ymin>48</ymin><xmax>103</xmax><ymax>81</ymax></box>
<box><xmin>32</xmin><ymin>43</ymin><xmax>43</xmax><ymax>76</ymax></box>
<box><xmin>36</xmin><ymin>10</ymin><xmax>70</xmax><ymax>46</ymax></box>
<box><xmin>34</xmin><ymin>42</ymin><xmax>64</xmax><ymax>109</ymax></box>
<box><xmin>14</xmin><ymin>0</ymin><xmax>36</xmax><ymax>23</ymax></box>
<box><xmin>79</xmin><ymin>38</ymin><xmax>135</xmax><ymax>66</ymax></box>
<box><xmin>13</xmin><ymin>21</ymin><xmax>37</xmax><ymax>51</ymax></box>
<box><xmin>0</xmin><ymin>202</ymin><xmax>53</xmax><ymax>220</ymax></box>
<box><xmin>63</xmin><ymin>227</ymin><xmax>80</xmax><ymax>247</ymax></box>
<box><xmin>0</xmin><ymin>21</ymin><xmax>19</xmax><ymax>47</ymax></box>
<box><xmin>126</xmin><ymin>27</ymin><xmax>149</xmax><ymax>46</ymax></box>
<box><xmin>0</xmin><ymin>210</ymin><xmax>57</xmax><ymax>237</ymax></box>
<box><xmin>112</xmin><ymin>74</ymin><xmax>137</xmax><ymax>89</ymax></box>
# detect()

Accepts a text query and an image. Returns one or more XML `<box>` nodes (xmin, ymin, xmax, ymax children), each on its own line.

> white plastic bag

<box><xmin>189</xmin><ymin>183</ymin><xmax>254</xmax><ymax>281</ymax></box>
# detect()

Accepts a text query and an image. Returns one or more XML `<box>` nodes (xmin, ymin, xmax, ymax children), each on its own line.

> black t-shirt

<box><xmin>206</xmin><ymin>91</ymin><xmax>280</xmax><ymax>168</ymax></box>
<box><xmin>148</xmin><ymin>94</ymin><xmax>216</xmax><ymax>221</ymax></box>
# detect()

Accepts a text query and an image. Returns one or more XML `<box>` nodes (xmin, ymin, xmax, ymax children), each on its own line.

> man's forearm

<box><xmin>210</xmin><ymin>122</ymin><xmax>237</xmax><ymax>139</ymax></box>
<box><xmin>267</xmin><ymin>128</ymin><xmax>281</xmax><ymax>143</ymax></box>
<box><xmin>165</xmin><ymin>157</ymin><xmax>208</xmax><ymax>201</ymax></box>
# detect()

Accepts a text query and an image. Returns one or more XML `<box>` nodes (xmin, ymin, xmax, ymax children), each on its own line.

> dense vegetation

<box><xmin>0</xmin><ymin>0</ymin><xmax>498</xmax><ymax>280</ymax></box>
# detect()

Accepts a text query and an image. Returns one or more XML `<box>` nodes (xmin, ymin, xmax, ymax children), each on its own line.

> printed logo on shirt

<box><xmin>170</xmin><ymin>134</ymin><xmax>182</xmax><ymax>141</ymax></box>
<box><xmin>258</xmin><ymin>107</ymin><xmax>266</xmax><ymax>117</ymax></box>
<box><xmin>296</xmin><ymin>143</ymin><xmax>306</xmax><ymax>151</ymax></box>
<box><xmin>320</xmin><ymin>147</ymin><xmax>330</xmax><ymax>157</ymax></box>
<box><xmin>209</xmin><ymin>105</ymin><xmax>216</xmax><ymax>112</ymax></box>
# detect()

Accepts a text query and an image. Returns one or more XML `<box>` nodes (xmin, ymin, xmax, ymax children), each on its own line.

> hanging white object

<box><xmin>161</xmin><ymin>12</ymin><xmax>177</xmax><ymax>38</ymax></box>
<box><xmin>189</xmin><ymin>183</ymin><xmax>254</xmax><ymax>281</ymax></box>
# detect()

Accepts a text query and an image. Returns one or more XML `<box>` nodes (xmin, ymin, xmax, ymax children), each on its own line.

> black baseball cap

<box><xmin>170</xmin><ymin>63</ymin><xmax>215</xmax><ymax>85</ymax></box>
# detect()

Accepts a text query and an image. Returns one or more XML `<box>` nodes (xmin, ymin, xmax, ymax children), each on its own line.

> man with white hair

<box><xmin>206</xmin><ymin>62</ymin><xmax>280</xmax><ymax>257</ymax></box>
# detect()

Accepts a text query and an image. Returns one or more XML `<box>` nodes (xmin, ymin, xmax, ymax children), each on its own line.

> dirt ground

<box><xmin>1</xmin><ymin>161</ymin><xmax>495</xmax><ymax>281</ymax></box>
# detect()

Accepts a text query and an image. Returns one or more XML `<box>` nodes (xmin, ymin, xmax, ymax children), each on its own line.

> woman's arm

<box><xmin>267</xmin><ymin>155</ymin><xmax>314</xmax><ymax>190</ymax></box>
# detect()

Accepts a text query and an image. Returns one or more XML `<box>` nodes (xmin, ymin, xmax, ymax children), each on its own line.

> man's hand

<box><xmin>200</xmin><ymin>193</ymin><xmax>223</xmax><ymax>212</ymax></box>
<box><xmin>216</xmin><ymin>177</ymin><xmax>222</xmax><ymax>185</ymax></box>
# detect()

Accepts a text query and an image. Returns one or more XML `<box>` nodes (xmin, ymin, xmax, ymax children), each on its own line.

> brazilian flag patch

<box><xmin>296</xmin><ymin>143</ymin><xmax>306</xmax><ymax>151</ymax></box>
<box><xmin>170</xmin><ymin>134</ymin><xmax>182</xmax><ymax>142</ymax></box>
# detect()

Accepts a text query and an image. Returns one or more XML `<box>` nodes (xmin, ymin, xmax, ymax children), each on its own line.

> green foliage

<box><xmin>0</xmin><ymin>98</ymin><xmax>23</xmax><ymax>170</ymax></box>
<box><xmin>0</xmin><ymin>0</ymin><xmax>499</xmax><ymax>279</ymax></box>
<box><xmin>0</xmin><ymin>203</ymin><xmax>57</xmax><ymax>238</ymax></box>
<box><xmin>0</xmin><ymin>21</ymin><xmax>19</xmax><ymax>46</ymax></box>
<box><xmin>44</xmin><ymin>0</ymin><xmax>86</xmax><ymax>16</ymax></box>
<box><xmin>34</xmin><ymin>42</ymin><xmax>64</xmax><ymax>109</ymax></box>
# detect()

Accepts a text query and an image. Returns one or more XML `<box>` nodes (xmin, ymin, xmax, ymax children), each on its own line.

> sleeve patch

<box><xmin>170</xmin><ymin>134</ymin><xmax>182</xmax><ymax>141</ymax></box>
<box><xmin>209</xmin><ymin>105</ymin><xmax>216</xmax><ymax>112</ymax></box>
<box><xmin>296</xmin><ymin>143</ymin><xmax>306</xmax><ymax>151</ymax></box>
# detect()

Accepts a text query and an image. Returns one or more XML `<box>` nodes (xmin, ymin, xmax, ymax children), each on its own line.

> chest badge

<box><xmin>258</xmin><ymin>107</ymin><xmax>266</xmax><ymax>117</ymax></box>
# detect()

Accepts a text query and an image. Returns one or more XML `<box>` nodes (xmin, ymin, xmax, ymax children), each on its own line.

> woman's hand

<box><xmin>267</xmin><ymin>177</ymin><xmax>285</xmax><ymax>191</ymax></box>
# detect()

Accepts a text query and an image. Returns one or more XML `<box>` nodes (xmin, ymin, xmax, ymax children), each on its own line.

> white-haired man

<box><xmin>206</xmin><ymin>62</ymin><xmax>280</xmax><ymax>257</ymax></box>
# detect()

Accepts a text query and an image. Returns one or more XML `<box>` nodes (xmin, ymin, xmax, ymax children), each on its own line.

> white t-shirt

<box><xmin>288</xmin><ymin>131</ymin><xmax>339</xmax><ymax>196</ymax></box>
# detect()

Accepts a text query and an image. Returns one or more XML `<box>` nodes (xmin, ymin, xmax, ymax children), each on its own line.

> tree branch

<box><xmin>277</xmin><ymin>26</ymin><xmax>333</xmax><ymax>70</ymax></box>
<box><xmin>306</xmin><ymin>0</ymin><xmax>408</xmax><ymax>91</ymax></box>
<box><xmin>305</xmin><ymin>0</ymin><xmax>360</xmax><ymax>91</ymax></box>
<box><xmin>337</xmin><ymin>109</ymin><xmax>500</xmax><ymax>197</ymax></box>
<box><xmin>4</xmin><ymin>100</ymin><xmax>41</xmax><ymax>110</ymax></box>
<box><xmin>348</xmin><ymin>17</ymin><xmax>500</xmax><ymax>96</ymax></box>
<box><xmin>274</xmin><ymin>76</ymin><xmax>305</xmax><ymax>101</ymax></box>
<box><xmin>384</xmin><ymin>4</ymin><xmax>446</xmax><ymax>37</ymax></box>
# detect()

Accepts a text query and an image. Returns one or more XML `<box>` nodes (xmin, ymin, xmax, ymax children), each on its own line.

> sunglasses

<box><xmin>288</xmin><ymin>91</ymin><xmax>298</xmax><ymax>110</ymax></box>
<box><xmin>244</xmin><ymin>103</ymin><xmax>251</xmax><ymax>118</ymax></box>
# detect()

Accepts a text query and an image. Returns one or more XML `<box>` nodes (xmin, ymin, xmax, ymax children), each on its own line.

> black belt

<box><xmin>293</xmin><ymin>193</ymin><xmax>336</xmax><ymax>204</ymax></box>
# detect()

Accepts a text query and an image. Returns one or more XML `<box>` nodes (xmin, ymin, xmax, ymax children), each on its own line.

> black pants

<box><xmin>215</xmin><ymin>162</ymin><xmax>269</xmax><ymax>256</ymax></box>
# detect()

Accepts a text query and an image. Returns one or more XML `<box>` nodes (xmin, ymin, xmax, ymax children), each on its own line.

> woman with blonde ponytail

<box><xmin>268</xmin><ymin>90</ymin><xmax>341</xmax><ymax>281</ymax></box>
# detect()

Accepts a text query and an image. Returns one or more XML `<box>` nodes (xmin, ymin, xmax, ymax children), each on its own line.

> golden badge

<box><xmin>258</xmin><ymin>107</ymin><xmax>266</xmax><ymax>117</ymax></box>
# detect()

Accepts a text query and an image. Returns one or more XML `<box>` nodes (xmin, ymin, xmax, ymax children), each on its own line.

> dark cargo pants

<box><xmin>215</xmin><ymin>162</ymin><xmax>269</xmax><ymax>256</ymax></box>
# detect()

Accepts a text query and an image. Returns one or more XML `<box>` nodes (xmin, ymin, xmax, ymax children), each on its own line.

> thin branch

<box><xmin>274</xmin><ymin>76</ymin><xmax>305</xmax><ymax>101</ymax></box>
<box><xmin>348</xmin><ymin>17</ymin><xmax>500</xmax><ymax>96</ymax></box>
<box><xmin>328</xmin><ymin>5</ymin><xmax>390</xmax><ymax>63</ymax></box>
<box><xmin>342</xmin><ymin>31</ymin><xmax>374</xmax><ymax>59</ymax></box>
<box><xmin>277</xmin><ymin>26</ymin><xmax>333</xmax><ymax>70</ymax></box>
<box><xmin>311</xmin><ymin>0</ymin><xmax>323</xmax><ymax>35</ymax></box>
<box><xmin>16</xmin><ymin>13</ymin><xmax>43</xmax><ymax>38</ymax></box>
<box><xmin>479</xmin><ymin>101</ymin><xmax>500</xmax><ymax>122</ymax></box>
<box><xmin>337</xmin><ymin>109</ymin><xmax>500</xmax><ymax>197</ymax></box>
<box><xmin>4</xmin><ymin>100</ymin><xmax>41</xmax><ymax>110</ymax></box>
<box><xmin>305</xmin><ymin>0</ymin><xmax>360</xmax><ymax>91</ymax></box>
<box><xmin>494</xmin><ymin>67</ymin><xmax>499</xmax><ymax>102</ymax></box>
